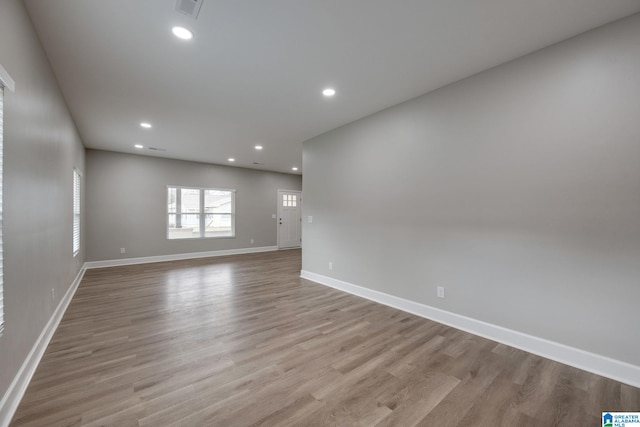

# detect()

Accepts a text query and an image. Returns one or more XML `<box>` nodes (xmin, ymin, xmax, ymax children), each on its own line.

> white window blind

<box><xmin>0</xmin><ymin>86</ymin><xmax>5</xmax><ymax>335</ymax></box>
<box><xmin>73</xmin><ymin>169</ymin><xmax>80</xmax><ymax>256</ymax></box>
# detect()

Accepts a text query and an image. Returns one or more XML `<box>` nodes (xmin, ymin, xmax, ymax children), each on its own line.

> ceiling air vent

<box><xmin>175</xmin><ymin>0</ymin><xmax>204</xmax><ymax>19</ymax></box>
<box><xmin>148</xmin><ymin>147</ymin><xmax>167</xmax><ymax>152</ymax></box>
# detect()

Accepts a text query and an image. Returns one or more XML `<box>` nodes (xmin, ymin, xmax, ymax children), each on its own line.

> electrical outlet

<box><xmin>308</xmin><ymin>216</ymin><xmax>313</xmax><ymax>223</ymax></box>
<box><xmin>437</xmin><ymin>286</ymin><xmax>445</xmax><ymax>299</ymax></box>
<box><xmin>250</xmin><ymin>238</ymin><xmax>254</xmax><ymax>244</ymax></box>
<box><xmin>329</xmin><ymin>261</ymin><xmax>333</xmax><ymax>270</ymax></box>
<box><xmin>120</xmin><ymin>247</ymin><xmax>126</xmax><ymax>254</ymax></box>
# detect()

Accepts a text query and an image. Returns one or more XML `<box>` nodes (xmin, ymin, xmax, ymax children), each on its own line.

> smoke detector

<box><xmin>175</xmin><ymin>0</ymin><xmax>204</xmax><ymax>19</ymax></box>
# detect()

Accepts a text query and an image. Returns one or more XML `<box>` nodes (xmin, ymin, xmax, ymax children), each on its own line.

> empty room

<box><xmin>1</xmin><ymin>0</ymin><xmax>640</xmax><ymax>426</ymax></box>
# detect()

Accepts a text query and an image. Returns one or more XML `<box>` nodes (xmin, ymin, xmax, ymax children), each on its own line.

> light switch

<box><xmin>308</xmin><ymin>215</ymin><xmax>313</xmax><ymax>223</ymax></box>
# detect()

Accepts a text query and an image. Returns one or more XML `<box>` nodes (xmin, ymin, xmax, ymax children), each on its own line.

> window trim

<box><xmin>72</xmin><ymin>168</ymin><xmax>81</xmax><ymax>256</ymax></box>
<box><xmin>166</xmin><ymin>185</ymin><xmax>236</xmax><ymax>240</ymax></box>
<box><xmin>0</xmin><ymin>64</ymin><xmax>15</xmax><ymax>93</ymax></box>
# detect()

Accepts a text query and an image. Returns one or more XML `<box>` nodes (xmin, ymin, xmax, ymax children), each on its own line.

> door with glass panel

<box><xmin>277</xmin><ymin>190</ymin><xmax>301</xmax><ymax>249</ymax></box>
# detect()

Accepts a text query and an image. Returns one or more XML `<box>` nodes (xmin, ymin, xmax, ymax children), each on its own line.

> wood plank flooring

<box><xmin>10</xmin><ymin>249</ymin><xmax>640</xmax><ymax>426</ymax></box>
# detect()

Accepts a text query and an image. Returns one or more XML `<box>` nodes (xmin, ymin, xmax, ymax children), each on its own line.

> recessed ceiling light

<box><xmin>254</xmin><ymin>145</ymin><xmax>263</xmax><ymax>150</ymax></box>
<box><xmin>140</xmin><ymin>122</ymin><xmax>152</xmax><ymax>128</ymax></box>
<box><xmin>134</xmin><ymin>144</ymin><xmax>144</xmax><ymax>149</ymax></box>
<box><xmin>322</xmin><ymin>88</ymin><xmax>336</xmax><ymax>97</ymax></box>
<box><xmin>228</xmin><ymin>158</ymin><xmax>235</xmax><ymax>162</ymax></box>
<box><xmin>292</xmin><ymin>167</ymin><xmax>298</xmax><ymax>171</ymax></box>
<box><xmin>172</xmin><ymin>26</ymin><xmax>193</xmax><ymax>40</ymax></box>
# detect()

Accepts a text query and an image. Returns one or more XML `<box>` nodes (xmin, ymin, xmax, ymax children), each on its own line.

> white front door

<box><xmin>277</xmin><ymin>190</ymin><xmax>302</xmax><ymax>249</ymax></box>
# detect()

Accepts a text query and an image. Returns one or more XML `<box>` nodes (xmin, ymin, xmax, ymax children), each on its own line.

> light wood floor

<box><xmin>11</xmin><ymin>249</ymin><xmax>639</xmax><ymax>426</ymax></box>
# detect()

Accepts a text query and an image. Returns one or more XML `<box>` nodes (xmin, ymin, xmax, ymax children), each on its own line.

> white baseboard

<box><xmin>84</xmin><ymin>246</ymin><xmax>279</xmax><ymax>269</ymax></box>
<box><xmin>0</xmin><ymin>267</ymin><xmax>86</xmax><ymax>427</ymax></box>
<box><xmin>300</xmin><ymin>270</ymin><xmax>640</xmax><ymax>388</ymax></box>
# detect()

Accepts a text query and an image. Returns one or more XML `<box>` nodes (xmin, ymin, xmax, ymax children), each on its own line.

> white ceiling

<box><xmin>24</xmin><ymin>0</ymin><xmax>640</xmax><ymax>175</ymax></box>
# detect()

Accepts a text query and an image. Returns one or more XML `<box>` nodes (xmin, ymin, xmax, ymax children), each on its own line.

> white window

<box><xmin>0</xmin><ymin>86</ymin><xmax>4</xmax><ymax>335</ymax></box>
<box><xmin>1</xmin><ymin>65</ymin><xmax>14</xmax><ymax>336</ymax></box>
<box><xmin>167</xmin><ymin>186</ymin><xmax>235</xmax><ymax>239</ymax></box>
<box><xmin>73</xmin><ymin>169</ymin><xmax>81</xmax><ymax>256</ymax></box>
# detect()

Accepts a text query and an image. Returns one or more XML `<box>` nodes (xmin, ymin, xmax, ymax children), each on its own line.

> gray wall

<box><xmin>85</xmin><ymin>150</ymin><xmax>302</xmax><ymax>261</ymax></box>
<box><xmin>0</xmin><ymin>0</ymin><xmax>85</xmax><ymax>402</ymax></box>
<box><xmin>303</xmin><ymin>14</ymin><xmax>640</xmax><ymax>366</ymax></box>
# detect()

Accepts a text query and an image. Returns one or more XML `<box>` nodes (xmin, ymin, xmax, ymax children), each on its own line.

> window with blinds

<box><xmin>0</xmin><ymin>86</ymin><xmax>4</xmax><ymax>335</ymax></box>
<box><xmin>1</xmin><ymin>65</ymin><xmax>13</xmax><ymax>336</ymax></box>
<box><xmin>73</xmin><ymin>169</ymin><xmax>80</xmax><ymax>256</ymax></box>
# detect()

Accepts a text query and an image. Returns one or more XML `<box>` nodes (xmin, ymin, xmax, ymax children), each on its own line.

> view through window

<box><xmin>167</xmin><ymin>186</ymin><xmax>235</xmax><ymax>239</ymax></box>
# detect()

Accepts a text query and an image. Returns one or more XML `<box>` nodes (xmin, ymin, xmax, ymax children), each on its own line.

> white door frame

<box><xmin>277</xmin><ymin>189</ymin><xmax>302</xmax><ymax>249</ymax></box>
